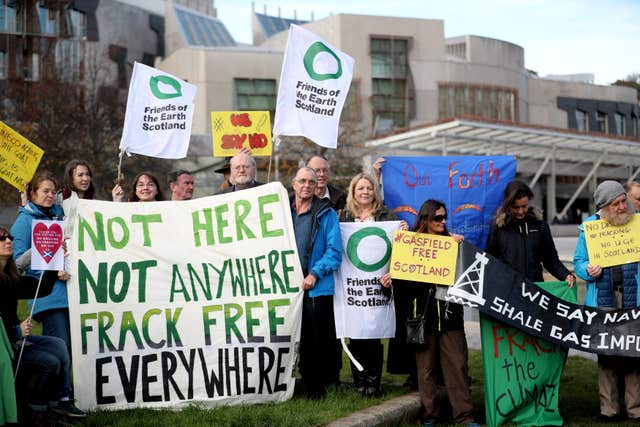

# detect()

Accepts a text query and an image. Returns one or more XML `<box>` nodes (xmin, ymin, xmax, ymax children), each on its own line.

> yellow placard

<box><xmin>584</xmin><ymin>214</ymin><xmax>640</xmax><ymax>268</ymax></box>
<box><xmin>211</xmin><ymin>111</ymin><xmax>272</xmax><ymax>157</ymax></box>
<box><xmin>0</xmin><ymin>122</ymin><xmax>44</xmax><ymax>190</ymax></box>
<box><xmin>389</xmin><ymin>230</ymin><xmax>458</xmax><ymax>285</ymax></box>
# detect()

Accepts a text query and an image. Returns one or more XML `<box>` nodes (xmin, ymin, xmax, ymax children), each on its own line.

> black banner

<box><xmin>446</xmin><ymin>242</ymin><xmax>640</xmax><ymax>356</ymax></box>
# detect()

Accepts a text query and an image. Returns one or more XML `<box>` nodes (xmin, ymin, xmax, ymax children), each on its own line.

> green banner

<box><xmin>481</xmin><ymin>281</ymin><xmax>577</xmax><ymax>427</ymax></box>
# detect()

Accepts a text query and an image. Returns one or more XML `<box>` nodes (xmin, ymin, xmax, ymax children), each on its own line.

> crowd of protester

<box><xmin>3</xmin><ymin>152</ymin><xmax>640</xmax><ymax>426</ymax></box>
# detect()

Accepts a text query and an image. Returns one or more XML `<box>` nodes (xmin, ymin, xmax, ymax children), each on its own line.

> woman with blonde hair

<box><xmin>339</xmin><ymin>173</ymin><xmax>407</xmax><ymax>396</ymax></box>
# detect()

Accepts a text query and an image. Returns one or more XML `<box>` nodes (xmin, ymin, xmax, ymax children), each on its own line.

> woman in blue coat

<box><xmin>10</xmin><ymin>172</ymin><xmax>72</xmax><ymax>373</ymax></box>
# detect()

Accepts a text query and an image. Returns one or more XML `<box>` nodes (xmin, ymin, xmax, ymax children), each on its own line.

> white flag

<box><xmin>334</xmin><ymin>221</ymin><xmax>399</xmax><ymax>339</ymax></box>
<box><xmin>273</xmin><ymin>24</ymin><xmax>354</xmax><ymax>149</ymax></box>
<box><xmin>119</xmin><ymin>62</ymin><xmax>197</xmax><ymax>159</ymax></box>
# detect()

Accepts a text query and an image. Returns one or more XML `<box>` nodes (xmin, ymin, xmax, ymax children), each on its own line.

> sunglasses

<box><xmin>0</xmin><ymin>234</ymin><xmax>14</xmax><ymax>241</ymax></box>
<box><xmin>432</xmin><ymin>214</ymin><xmax>447</xmax><ymax>223</ymax></box>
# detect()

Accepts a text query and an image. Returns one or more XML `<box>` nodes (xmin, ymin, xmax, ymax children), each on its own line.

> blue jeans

<box><xmin>37</xmin><ymin>308</ymin><xmax>73</xmax><ymax>398</ymax></box>
<box><xmin>17</xmin><ymin>335</ymin><xmax>72</xmax><ymax>408</ymax></box>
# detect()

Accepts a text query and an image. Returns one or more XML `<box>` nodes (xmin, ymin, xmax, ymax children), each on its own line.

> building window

<box><xmin>633</xmin><ymin>115</ymin><xmax>638</xmax><ymax>137</ymax></box>
<box><xmin>24</xmin><ymin>53</ymin><xmax>40</xmax><ymax>81</ymax></box>
<box><xmin>446</xmin><ymin>42</ymin><xmax>466</xmax><ymax>60</ymax></box>
<box><xmin>595</xmin><ymin>111</ymin><xmax>608</xmax><ymax>133</ymax></box>
<box><xmin>614</xmin><ymin>113</ymin><xmax>626</xmax><ymax>136</ymax></box>
<box><xmin>38</xmin><ymin>2</ymin><xmax>56</xmax><ymax>35</ymax></box>
<box><xmin>0</xmin><ymin>0</ymin><xmax>17</xmax><ymax>32</ymax></box>
<box><xmin>438</xmin><ymin>83</ymin><xmax>517</xmax><ymax>121</ymax></box>
<box><xmin>575</xmin><ymin>109</ymin><xmax>589</xmax><ymax>132</ymax></box>
<box><xmin>55</xmin><ymin>39</ymin><xmax>83</xmax><ymax>81</ymax></box>
<box><xmin>68</xmin><ymin>8</ymin><xmax>87</xmax><ymax>38</ymax></box>
<box><xmin>0</xmin><ymin>50</ymin><xmax>5</xmax><ymax>79</ymax></box>
<box><xmin>235</xmin><ymin>79</ymin><xmax>277</xmax><ymax>114</ymax></box>
<box><xmin>370</xmin><ymin>37</ymin><xmax>411</xmax><ymax>129</ymax></box>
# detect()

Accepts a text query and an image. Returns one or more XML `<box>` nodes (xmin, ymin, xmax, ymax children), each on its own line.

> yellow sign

<box><xmin>211</xmin><ymin>111</ymin><xmax>272</xmax><ymax>157</ymax></box>
<box><xmin>584</xmin><ymin>214</ymin><xmax>640</xmax><ymax>268</ymax></box>
<box><xmin>0</xmin><ymin>122</ymin><xmax>44</xmax><ymax>190</ymax></box>
<box><xmin>389</xmin><ymin>230</ymin><xmax>458</xmax><ymax>285</ymax></box>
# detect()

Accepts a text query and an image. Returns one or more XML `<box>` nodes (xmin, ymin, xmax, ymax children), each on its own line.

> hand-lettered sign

<box><xmin>211</xmin><ymin>111</ymin><xmax>272</xmax><ymax>157</ymax></box>
<box><xmin>31</xmin><ymin>220</ymin><xmax>65</xmax><ymax>271</ymax></box>
<box><xmin>389</xmin><ymin>230</ymin><xmax>458</xmax><ymax>285</ymax></box>
<box><xmin>0</xmin><ymin>122</ymin><xmax>44</xmax><ymax>191</ymax></box>
<box><xmin>584</xmin><ymin>214</ymin><xmax>640</xmax><ymax>268</ymax></box>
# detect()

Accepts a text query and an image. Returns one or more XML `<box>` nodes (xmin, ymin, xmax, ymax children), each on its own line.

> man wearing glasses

<box><xmin>306</xmin><ymin>155</ymin><xmax>346</xmax><ymax>211</ymax></box>
<box><xmin>290</xmin><ymin>167</ymin><xmax>342</xmax><ymax>399</ymax></box>
<box><xmin>216</xmin><ymin>151</ymin><xmax>263</xmax><ymax>194</ymax></box>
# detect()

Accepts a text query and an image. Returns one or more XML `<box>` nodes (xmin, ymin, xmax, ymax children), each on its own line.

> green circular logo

<box><xmin>346</xmin><ymin>227</ymin><xmax>391</xmax><ymax>272</ymax></box>
<box><xmin>149</xmin><ymin>75</ymin><xmax>183</xmax><ymax>99</ymax></box>
<box><xmin>303</xmin><ymin>42</ymin><xmax>342</xmax><ymax>81</ymax></box>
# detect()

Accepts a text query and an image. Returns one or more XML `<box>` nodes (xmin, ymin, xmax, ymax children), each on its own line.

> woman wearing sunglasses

<box><xmin>486</xmin><ymin>180</ymin><xmax>574</xmax><ymax>287</ymax></box>
<box><xmin>396</xmin><ymin>199</ymin><xmax>478</xmax><ymax>427</ymax></box>
<box><xmin>0</xmin><ymin>226</ymin><xmax>85</xmax><ymax>420</ymax></box>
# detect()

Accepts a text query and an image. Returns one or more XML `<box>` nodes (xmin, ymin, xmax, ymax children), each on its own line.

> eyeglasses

<box><xmin>0</xmin><ymin>234</ymin><xmax>14</xmax><ymax>241</ymax></box>
<box><xmin>136</xmin><ymin>183</ymin><xmax>157</xmax><ymax>189</ymax></box>
<box><xmin>432</xmin><ymin>214</ymin><xmax>447</xmax><ymax>223</ymax></box>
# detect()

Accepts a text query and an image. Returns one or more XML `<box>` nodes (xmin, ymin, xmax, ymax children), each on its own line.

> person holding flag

<box><xmin>112</xmin><ymin>171</ymin><xmax>165</xmax><ymax>202</ymax></box>
<box><xmin>338</xmin><ymin>173</ymin><xmax>407</xmax><ymax>397</ymax></box>
<box><xmin>10</xmin><ymin>172</ymin><xmax>72</xmax><ymax>354</ymax></box>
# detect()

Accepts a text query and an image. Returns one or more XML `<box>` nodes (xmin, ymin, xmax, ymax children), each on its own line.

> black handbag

<box><xmin>405</xmin><ymin>288</ymin><xmax>432</xmax><ymax>348</ymax></box>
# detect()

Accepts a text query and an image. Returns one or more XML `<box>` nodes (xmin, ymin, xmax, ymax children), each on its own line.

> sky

<box><xmin>123</xmin><ymin>0</ymin><xmax>640</xmax><ymax>86</ymax></box>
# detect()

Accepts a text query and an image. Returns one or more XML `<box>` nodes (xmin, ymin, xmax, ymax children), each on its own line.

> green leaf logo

<box><xmin>149</xmin><ymin>75</ymin><xmax>182</xmax><ymax>99</ymax></box>
<box><xmin>303</xmin><ymin>42</ymin><xmax>342</xmax><ymax>81</ymax></box>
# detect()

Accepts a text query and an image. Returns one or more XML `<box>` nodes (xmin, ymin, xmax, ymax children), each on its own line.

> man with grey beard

<box><xmin>574</xmin><ymin>180</ymin><xmax>640</xmax><ymax>422</ymax></box>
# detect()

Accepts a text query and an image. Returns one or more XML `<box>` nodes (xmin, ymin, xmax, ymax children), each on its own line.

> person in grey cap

<box><xmin>573</xmin><ymin>180</ymin><xmax>640</xmax><ymax>422</ymax></box>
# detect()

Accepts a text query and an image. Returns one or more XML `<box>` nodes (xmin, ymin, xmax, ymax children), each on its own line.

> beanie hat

<box><xmin>594</xmin><ymin>180</ymin><xmax>626</xmax><ymax>210</ymax></box>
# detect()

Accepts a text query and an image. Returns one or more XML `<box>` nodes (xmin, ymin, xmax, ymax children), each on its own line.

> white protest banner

<box><xmin>119</xmin><ymin>62</ymin><xmax>197</xmax><ymax>159</ymax></box>
<box><xmin>272</xmin><ymin>24</ymin><xmax>354</xmax><ymax>149</ymax></box>
<box><xmin>68</xmin><ymin>182</ymin><xmax>304</xmax><ymax>410</ymax></box>
<box><xmin>31</xmin><ymin>220</ymin><xmax>65</xmax><ymax>271</ymax></box>
<box><xmin>333</xmin><ymin>222</ymin><xmax>398</xmax><ymax>339</ymax></box>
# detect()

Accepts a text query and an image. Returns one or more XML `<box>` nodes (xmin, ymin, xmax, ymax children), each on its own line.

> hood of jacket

<box><xmin>18</xmin><ymin>201</ymin><xmax>64</xmax><ymax>220</ymax></box>
<box><xmin>494</xmin><ymin>206</ymin><xmax>543</xmax><ymax>228</ymax></box>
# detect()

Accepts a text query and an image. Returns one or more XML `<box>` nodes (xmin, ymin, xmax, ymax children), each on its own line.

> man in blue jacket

<box><xmin>291</xmin><ymin>166</ymin><xmax>343</xmax><ymax>399</ymax></box>
<box><xmin>574</xmin><ymin>180</ymin><xmax>640</xmax><ymax>422</ymax></box>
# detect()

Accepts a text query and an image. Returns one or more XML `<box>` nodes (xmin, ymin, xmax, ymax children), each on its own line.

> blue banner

<box><xmin>381</xmin><ymin>156</ymin><xmax>516</xmax><ymax>249</ymax></box>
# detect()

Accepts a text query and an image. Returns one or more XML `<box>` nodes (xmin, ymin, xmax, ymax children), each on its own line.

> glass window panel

<box><xmin>194</xmin><ymin>16</ymin><xmax>214</xmax><ymax>45</ymax></box>
<box><xmin>596</xmin><ymin>111</ymin><xmax>608</xmax><ymax>133</ymax></box>
<box><xmin>38</xmin><ymin>3</ymin><xmax>56</xmax><ymax>35</ymax></box>
<box><xmin>633</xmin><ymin>116</ymin><xmax>638</xmax><ymax>137</ymax></box>
<box><xmin>2</xmin><ymin>2</ymin><xmax>17</xmax><ymax>32</ymax></box>
<box><xmin>206</xmin><ymin>20</ymin><xmax>223</xmax><ymax>45</ymax></box>
<box><xmin>0</xmin><ymin>50</ymin><xmax>5</xmax><ymax>79</ymax></box>
<box><xmin>614</xmin><ymin>113</ymin><xmax>625</xmax><ymax>135</ymax></box>
<box><xmin>237</xmin><ymin>97</ymin><xmax>250</xmax><ymax>110</ymax></box>
<box><xmin>474</xmin><ymin>89</ymin><xmax>483</xmax><ymax>116</ymax></box>
<box><xmin>497</xmin><ymin>92</ymin><xmax>506</xmax><ymax>120</ymax></box>
<box><xmin>487</xmin><ymin>92</ymin><xmax>497</xmax><ymax>119</ymax></box>
<box><xmin>175</xmin><ymin>10</ymin><xmax>195</xmax><ymax>45</ymax></box>
<box><xmin>575</xmin><ymin>110</ymin><xmax>587</xmax><ymax>132</ymax></box>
